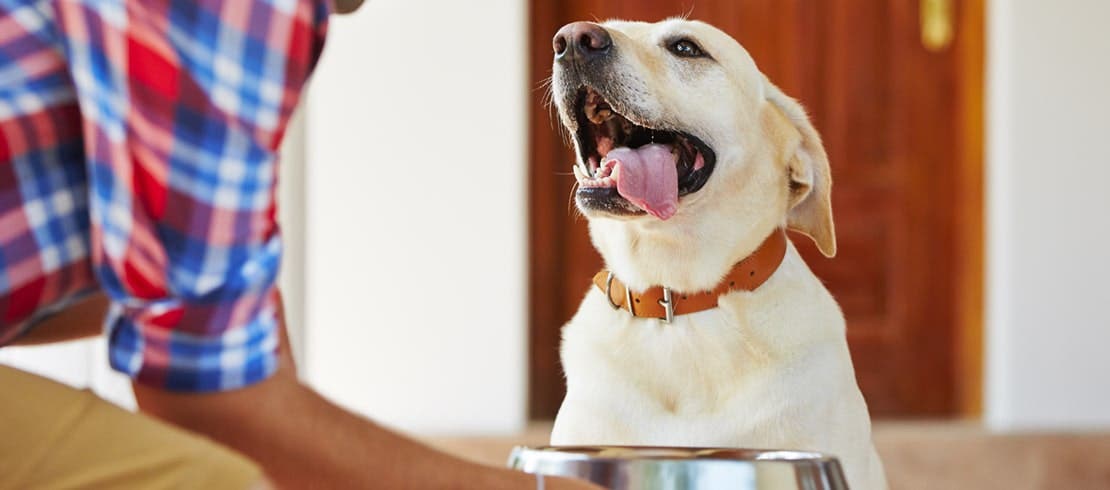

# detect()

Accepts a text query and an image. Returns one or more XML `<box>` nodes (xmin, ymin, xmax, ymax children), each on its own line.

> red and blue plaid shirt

<box><xmin>0</xmin><ymin>0</ymin><xmax>328</xmax><ymax>391</ymax></box>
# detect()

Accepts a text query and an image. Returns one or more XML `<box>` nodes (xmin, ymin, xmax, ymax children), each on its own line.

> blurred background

<box><xmin>3</xmin><ymin>0</ymin><xmax>1109</xmax><ymax>487</ymax></box>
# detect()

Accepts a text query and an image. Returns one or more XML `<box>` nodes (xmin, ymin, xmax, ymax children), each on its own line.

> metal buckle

<box><xmin>605</xmin><ymin>272</ymin><xmax>621</xmax><ymax>310</ymax></box>
<box><xmin>605</xmin><ymin>272</ymin><xmax>637</xmax><ymax>316</ymax></box>
<box><xmin>658</xmin><ymin>287</ymin><xmax>674</xmax><ymax>323</ymax></box>
<box><xmin>606</xmin><ymin>272</ymin><xmax>675</xmax><ymax>323</ymax></box>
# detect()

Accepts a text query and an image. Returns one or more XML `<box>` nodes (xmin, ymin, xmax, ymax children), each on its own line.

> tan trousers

<box><xmin>0</xmin><ymin>365</ymin><xmax>262</xmax><ymax>489</ymax></box>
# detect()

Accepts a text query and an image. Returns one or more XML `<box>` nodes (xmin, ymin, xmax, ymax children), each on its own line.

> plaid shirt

<box><xmin>0</xmin><ymin>0</ymin><xmax>328</xmax><ymax>391</ymax></box>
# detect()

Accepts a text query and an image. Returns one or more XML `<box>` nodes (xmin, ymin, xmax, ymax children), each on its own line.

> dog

<box><xmin>547</xmin><ymin>18</ymin><xmax>888</xmax><ymax>489</ymax></box>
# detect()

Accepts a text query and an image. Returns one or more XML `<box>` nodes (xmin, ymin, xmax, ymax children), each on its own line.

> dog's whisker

<box><xmin>540</xmin><ymin>93</ymin><xmax>555</xmax><ymax>112</ymax></box>
<box><xmin>566</xmin><ymin>180</ymin><xmax>582</xmax><ymax>218</ymax></box>
<box><xmin>681</xmin><ymin>3</ymin><xmax>696</xmax><ymax>20</ymax></box>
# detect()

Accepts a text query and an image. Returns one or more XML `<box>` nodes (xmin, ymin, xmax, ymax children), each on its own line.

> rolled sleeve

<box><xmin>55</xmin><ymin>0</ymin><xmax>329</xmax><ymax>391</ymax></box>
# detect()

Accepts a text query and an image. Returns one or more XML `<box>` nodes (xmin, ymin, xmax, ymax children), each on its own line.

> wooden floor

<box><xmin>427</xmin><ymin>421</ymin><xmax>1110</xmax><ymax>489</ymax></box>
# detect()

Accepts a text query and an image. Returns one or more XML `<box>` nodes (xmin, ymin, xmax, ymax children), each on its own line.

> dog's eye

<box><xmin>669</xmin><ymin>39</ymin><xmax>706</xmax><ymax>58</ymax></box>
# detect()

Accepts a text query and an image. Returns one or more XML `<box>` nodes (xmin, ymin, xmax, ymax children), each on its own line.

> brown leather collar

<box><xmin>592</xmin><ymin>229</ymin><xmax>788</xmax><ymax>322</ymax></box>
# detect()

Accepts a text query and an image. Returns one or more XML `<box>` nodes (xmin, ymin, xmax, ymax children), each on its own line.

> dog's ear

<box><xmin>764</xmin><ymin>82</ymin><xmax>836</xmax><ymax>257</ymax></box>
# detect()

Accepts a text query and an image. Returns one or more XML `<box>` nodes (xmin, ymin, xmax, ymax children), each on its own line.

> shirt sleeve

<box><xmin>55</xmin><ymin>0</ymin><xmax>330</xmax><ymax>391</ymax></box>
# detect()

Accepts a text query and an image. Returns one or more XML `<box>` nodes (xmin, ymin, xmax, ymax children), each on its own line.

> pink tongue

<box><xmin>607</xmin><ymin>144</ymin><xmax>679</xmax><ymax>220</ymax></box>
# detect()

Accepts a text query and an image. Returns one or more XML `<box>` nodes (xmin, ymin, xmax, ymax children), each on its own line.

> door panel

<box><xmin>528</xmin><ymin>0</ymin><xmax>982</xmax><ymax>418</ymax></box>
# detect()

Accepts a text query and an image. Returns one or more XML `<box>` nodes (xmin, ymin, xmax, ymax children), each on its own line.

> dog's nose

<box><xmin>553</xmin><ymin>22</ymin><xmax>612</xmax><ymax>61</ymax></box>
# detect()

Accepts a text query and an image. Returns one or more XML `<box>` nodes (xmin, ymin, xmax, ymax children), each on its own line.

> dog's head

<box><xmin>551</xmin><ymin>19</ymin><xmax>836</xmax><ymax>288</ymax></box>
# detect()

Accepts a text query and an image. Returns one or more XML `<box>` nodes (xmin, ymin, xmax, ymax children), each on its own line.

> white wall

<box><xmin>278</xmin><ymin>107</ymin><xmax>309</xmax><ymax>369</ymax></box>
<box><xmin>304</xmin><ymin>0</ymin><xmax>529</xmax><ymax>435</ymax></box>
<box><xmin>986</xmin><ymin>0</ymin><xmax>1110</xmax><ymax>430</ymax></box>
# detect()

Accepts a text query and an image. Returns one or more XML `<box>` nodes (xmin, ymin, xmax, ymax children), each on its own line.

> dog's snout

<box><xmin>553</xmin><ymin>22</ymin><xmax>612</xmax><ymax>61</ymax></box>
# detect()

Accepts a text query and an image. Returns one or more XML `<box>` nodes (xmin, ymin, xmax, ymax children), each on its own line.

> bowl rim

<box><xmin>510</xmin><ymin>445</ymin><xmax>842</xmax><ymax>465</ymax></box>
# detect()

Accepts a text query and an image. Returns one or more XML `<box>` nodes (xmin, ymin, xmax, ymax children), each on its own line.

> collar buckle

<box><xmin>604</xmin><ymin>272</ymin><xmax>627</xmax><ymax>312</ymax></box>
<box><xmin>658</xmin><ymin>287</ymin><xmax>674</xmax><ymax>323</ymax></box>
<box><xmin>605</xmin><ymin>271</ymin><xmax>639</xmax><ymax>317</ymax></box>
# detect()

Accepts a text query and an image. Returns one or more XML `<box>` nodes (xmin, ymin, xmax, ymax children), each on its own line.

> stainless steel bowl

<box><xmin>508</xmin><ymin>446</ymin><xmax>849</xmax><ymax>490</ymax></box>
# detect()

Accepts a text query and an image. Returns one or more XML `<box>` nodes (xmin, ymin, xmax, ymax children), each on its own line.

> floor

<box><xmin>427</xmin><ymin>421</ymin><xmax>1110</xmax><ymax>489</ymax></box>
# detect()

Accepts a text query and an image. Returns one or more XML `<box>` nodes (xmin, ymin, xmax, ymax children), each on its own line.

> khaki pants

<box><xmin>0</xmin><ymin>365</ymin><xmax>263</xmax><ymax>489</ymax></box>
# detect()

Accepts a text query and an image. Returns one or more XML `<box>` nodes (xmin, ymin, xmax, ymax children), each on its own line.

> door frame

<box><xmin>952</xmin><ymin>0</ymin><xmax>985</xmax><ymax>416</ymax></box>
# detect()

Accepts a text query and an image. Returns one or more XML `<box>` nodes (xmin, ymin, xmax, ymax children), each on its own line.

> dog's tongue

<box><xmin>607</xmin><ymin>144</ymin><xmax>678</xmax><ymax>220</ymax></box>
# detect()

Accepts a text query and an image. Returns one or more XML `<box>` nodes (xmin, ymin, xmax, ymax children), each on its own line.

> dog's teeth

<box><xmin>596</xmin><ymin>158</ymin><xmax>616</xmax><ymax>178</ymax></box>
<box><xmin>573</xmin><ymin>164</ymin><xmax>587</xmax><ymax>182</ymax></box>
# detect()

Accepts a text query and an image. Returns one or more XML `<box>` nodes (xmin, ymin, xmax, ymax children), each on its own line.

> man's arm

<box><xmin>134</xmin><ymin>348</ymin><xmax>541</xmax><ymax>489</ymax></box>
<box><xmin>15</xmin><ymin>292</ymin><xmax>593</xmax><ymax>488</ymax></box>
<box><xmin>133</xmin><ymin>294</ymin><xmax>595</xmax><ymax>489</ymax></box>
<box><xmin>10</xmin><ymin>294</ymin><xmax>108</xmax><ymax>346</ymax></box>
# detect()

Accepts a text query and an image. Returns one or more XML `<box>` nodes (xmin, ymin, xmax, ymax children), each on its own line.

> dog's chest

<box><xmin>559</xmin><ymin>289</ymin><xmax>844</xmax><ymax>445</ymax></box>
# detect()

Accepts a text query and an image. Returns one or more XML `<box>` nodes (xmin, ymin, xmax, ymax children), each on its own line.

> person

<box><xmin>0</xmin><ymin>1</ymin><xmax>596</xmax><ymax>488</ymax></box>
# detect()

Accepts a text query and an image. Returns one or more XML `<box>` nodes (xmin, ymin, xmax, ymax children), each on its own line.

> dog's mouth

<box><xmin>570</xmin><ymin>88</ymin><xmax>717</xmax><ymax>220</ymax></box>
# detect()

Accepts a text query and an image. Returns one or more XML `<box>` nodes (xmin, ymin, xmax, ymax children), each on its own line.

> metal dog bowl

<box><xmin>508</xmin><ymin>446</ymin><xmax>848</xmax><ymax>490</ymax></box>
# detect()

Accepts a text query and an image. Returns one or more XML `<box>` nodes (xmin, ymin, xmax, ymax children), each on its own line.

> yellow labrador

<box><xmin>548</xmin><ymin>19</ymin><xmax>888</xmax><ymax>489</ymax></box>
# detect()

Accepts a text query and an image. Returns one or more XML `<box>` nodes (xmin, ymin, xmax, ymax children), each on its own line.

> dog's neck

<box><xmin>589</xmin><ymin>213</ymin><xmax>786</xmax><ymax>293</ymax></box>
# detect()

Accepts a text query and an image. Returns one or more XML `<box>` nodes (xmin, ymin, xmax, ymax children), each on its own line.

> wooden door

<box><xmin>528</xmin><ymin>0</ymin><xmax>983</xmax><ymax>418</ymax></box>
